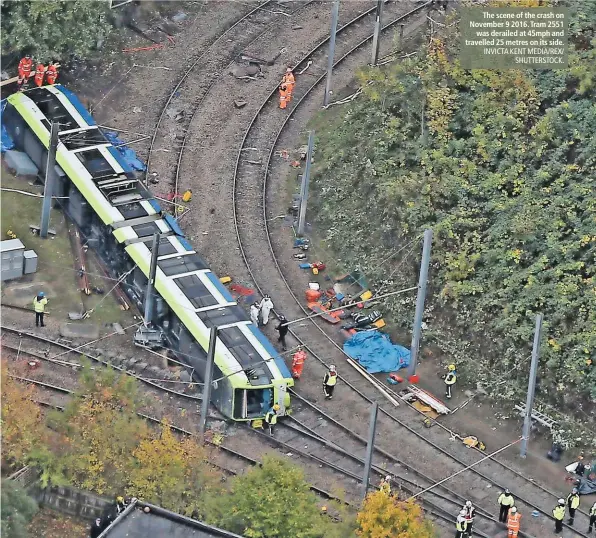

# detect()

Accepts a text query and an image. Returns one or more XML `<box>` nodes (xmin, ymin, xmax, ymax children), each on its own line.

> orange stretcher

<box><xmin>307</xmin><ymin>302</ymin><xmax>340</xmax><ymax>324</ymax></box>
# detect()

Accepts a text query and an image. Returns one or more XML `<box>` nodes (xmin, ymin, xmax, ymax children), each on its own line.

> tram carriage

<box><xmin>2</xmin><ymin>85</ymin><xmax>293</xmax><ymax>420</ymax></box>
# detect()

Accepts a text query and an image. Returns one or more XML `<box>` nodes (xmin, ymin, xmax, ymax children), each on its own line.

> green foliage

<box><xmin>357</xmin><ymin>492</ymin><xmax>434</xmax><ymax>538</ymax></box>
<box><xmin>0</xmin><ymin>0</ymin><xmax>112</xmax><ymax>60</ymax></box>
<box><xmin>310</xmin><ymin>0</ymin><xmax>596</xmax><ymax>438</ymax></box>
<box><xmin>0</xmin><ymin>479</ymin><xmax>38</xmax><ymax>538</ymax></box>
<box><xmin>203</xmin><ymin>456</ymin><xmax>333</xmax><ymax>538</ymax></box>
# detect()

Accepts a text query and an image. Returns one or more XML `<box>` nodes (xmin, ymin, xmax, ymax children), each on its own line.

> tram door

<box><xmin>273</xmin><ymin>382</ymin><xmax>288</xmax><ymax>416</ymax></box>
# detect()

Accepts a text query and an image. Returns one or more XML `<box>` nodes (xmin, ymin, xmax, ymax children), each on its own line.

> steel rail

<box><xmin>22</xmin><ymin>382</ymin><xmax>345</xmax><ymax>504</ymax></box>
<box><xmin>144</xmin><ymin>0</ymin><xmax>277</xmax><ymax>179</ymax></box>
<box><xmin>171</xmin><ymin>0</ymin><xmax>319</xmax><ymax>200</ymax></box>
<box><xmin>0</xmin><ymin>325</ymin><xmax>201</xmax><ymax>401</ymax></box>
<box><xmin>248</xmin><ymin>422</ymin><xmax>489</xmax><ymax>536</ymax></box>
<box><xmin>228</xmin><ymin>2</ymin><xmax>591</xmax><ymax>535</ymax></box>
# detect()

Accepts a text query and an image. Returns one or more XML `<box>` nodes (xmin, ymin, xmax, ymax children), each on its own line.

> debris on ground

<box><xmin>234</xmin><ymin>100</ymin><xmax>247</xmax><ymax>109</ymax></box>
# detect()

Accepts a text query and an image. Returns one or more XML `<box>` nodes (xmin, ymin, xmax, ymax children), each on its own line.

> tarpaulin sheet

<box><xmin>104</xmin><ymin>131</ymin><xmax>146</xmax><ymax>171</ymax></box>
<box><xmin>1</xmin><ymin>99</ymin><xmax>15</xmax><ymax>152</ymax></box>
<box><xmin>343</xmin><ymin>331</ymin><xmax>410</xmax><ymax>374</ymax></box>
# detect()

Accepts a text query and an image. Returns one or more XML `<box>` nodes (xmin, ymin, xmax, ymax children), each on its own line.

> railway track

<box><xmin>220</xmin><ymin>3</ymin><xmax>592</xmax><ymax>537</ymax></box>
<box><xmin>145</xmin><ymin>0</ymin><xmax>320</xmax><ymax>198</ymax></box>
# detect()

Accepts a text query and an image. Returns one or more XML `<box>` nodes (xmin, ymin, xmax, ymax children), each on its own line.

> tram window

<box><xmin>197</xmin><ymin>305</ymin><xmax>247</xmax><ymax>328</ymax></box>
<box><xmin>158</xmin><ymin>254</ymin><xmax>209</xmax><ymax>277</ymax></box>
<box><xmin>174</xmin><ymin>275</ymin><xmax>218</xmax><ymax>308</ymax></box>
<box><xmin>219</xmin><ymin>327</ymin><xmax>259</xmax><ymax>366</ymax></box>
<box><xmin>75</xmin><ymin>148</ymin><xmax>115</xmax><ymax>179</ymax></box>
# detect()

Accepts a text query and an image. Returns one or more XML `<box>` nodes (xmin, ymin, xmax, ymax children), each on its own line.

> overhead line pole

<box><xmin>370</xmin><ymin>0</ymin><xmax>384</xmax><ymax>66</ymax></box>
<box><xmin>199</xmin><ymin>327</ymin><xmax>218</xmax><ymax>439</ymax></box>
<box><xmin>361</xmin><ymin>402</ymin><xmax>379</xmax><ymax>500</ymax></box>
<box><xmin>520</xmin><ymin>313</ymin><xmax>543</xmax><ymax>458</ymax></box>
<box><xmin>297</xmin><ymin>130</ymin><xmax>315</xmax><ymax>236</ymax></box>
<box><xmin>40</xmin><ymin>122</ymin><xmax>60</xmax><ymax>238</ymax></box>
<box><xmin>407</xmin><ymin>229</ymin><xmax>433</xmax><ymax>380</ymax></box>
<box><xmin>323</xmin><ymin>0</ymin><xmax>340</xmax><ymax>107</ymax></box>
<box><xmin>144</xmin><ymin>233</ymin><xmax>160</xmax><ymax>326</ymax></box>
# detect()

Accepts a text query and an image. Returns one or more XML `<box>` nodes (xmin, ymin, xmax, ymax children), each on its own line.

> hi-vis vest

<box><xmin>265</xmin><ymin>411</ymin><xmax>278</xmax><ymax>425</ymax></box>
<box><xmin>567</xmin><ymin>494</ymin><xmax>580</xmax><ymax>509</ymax></box>
<box><xmin>379</xmin><ymin>481</ymin><xmax>390</xmax><ymax>495</ymax></box>
<box><xmin>33</xmin><ymin>297</ymin><xmax>48</xmax><ymax>312</ymax></box>
<box><xmin>498</xmin><ymin>493</ymin><xmax>515</xmax><ymax>507</ymax></box>
<box><xmin>507</xmin><ymin>512</ymin><xmax>521</xmax><ymax>530</ymax></box>
<box><xmin>445</xmin><ymin>372</ymin><xmax>456</xmax><ymax>385</ymax></box>
<box><xmin>456</xmin><ymin>518</ymin><xmax>467</xmax><ymax>531</ymax></box>
<box><xmin>590</xmin><ymin>503</ymin><xmax>596</xmax><ymax>516</ymax></box>
<box><xmin>553</xmin><ymin>505</ymin><xmax>565</xmax><ymax>520</ymax></box>
<box><xmin>325</xmin><ymin>373</ymin><xmax>337</xmax><ymax>386</ymax></box>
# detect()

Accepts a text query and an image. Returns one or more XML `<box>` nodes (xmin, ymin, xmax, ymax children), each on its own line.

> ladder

<box><xmin>515</xmin><ymin>403</ymin><xmax>557</xmax><ymax>429</ymax></box>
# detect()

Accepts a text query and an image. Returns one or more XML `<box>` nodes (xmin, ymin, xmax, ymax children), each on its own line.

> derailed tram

<box><xmin>2</xmin><ymin>85</ymin><xmax>294</xmax><ymax>420</ymax></box>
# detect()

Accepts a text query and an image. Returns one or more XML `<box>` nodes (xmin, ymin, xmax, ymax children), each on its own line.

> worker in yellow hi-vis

<box><xmin>182</xmin><ymin>189</ymin><xmax>192</xmax><ymax>202</ymax></box>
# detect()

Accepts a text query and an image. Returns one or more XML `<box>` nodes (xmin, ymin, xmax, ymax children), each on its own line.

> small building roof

<box><xmin>0</xmin><ymin>238</ymin><xmax>25</xmax><ymax>252</ymax></box>
<box><xmin>99</xmin><ymin>501</ymin><xmax>244</xmax><ymax>538</ymax></box>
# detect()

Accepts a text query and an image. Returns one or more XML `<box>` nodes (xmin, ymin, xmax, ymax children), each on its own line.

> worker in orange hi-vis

<box><xmin>279</xmin><ymin>83</ymin><xmax>288</xmax><ymax>109</ymax></box>
<box><xmin>33</xmin><ymin>63</ymin><xmax>46</xmax><ymax>87</ymax></box>
<box><xmin>506</xmin><ymin>506</ymin><xmax>521</xmax><ymax>538</ymax></box>
<box><xmin>282</xmin><ymin>67</ymin><xmax>295</xmax><ymax>102</ymax></box>
<box><xmin>45</xmin><ymin>61</ymin><xmax>58</xmax><ymax>85</ymax></box>
<box><xmin>17</xmin><ymin>54</ymin><xmax>33</xmax><ymax>90</ymax></box>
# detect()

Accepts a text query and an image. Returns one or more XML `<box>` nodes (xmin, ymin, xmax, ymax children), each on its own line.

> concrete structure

<box><xmin>100</xmin><ymin>501</ymin><xmax>243</xmax><ymax>538</ymax></box>
<box><xmin>23</xmin><ymin>249</ymin><xmax>38</xmax><ymax>274</ymax></box>
<box><xmin>1</xmin><ymin>239</ymin><xmax>25</xmax><ymax>281</ymax></box>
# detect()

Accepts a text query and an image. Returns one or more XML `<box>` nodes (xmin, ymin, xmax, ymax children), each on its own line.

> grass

<box><xmin>27</xmin><ymin>508</ymin><xmax>88</xmax><ymax>538</ymax></box>
<box><xmin>1</xmin><ymin>168</ymin><xmax>136</xmax><ymax>330</ymax></box>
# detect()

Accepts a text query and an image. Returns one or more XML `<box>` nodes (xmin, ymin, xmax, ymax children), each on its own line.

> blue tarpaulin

<box><xmin>1</xmin><ymin>99</ymin><xmax>15</xmax><ymax>152</ymax></box>
<box><xmin>104</xmin><ymin>131</ymin><xmax>146</xmax><ymax>172</ymax></box>
<box><xmin>343</xmin><ymin>331</ymin><xmax>411</xmax><ymax>374</ymax></box>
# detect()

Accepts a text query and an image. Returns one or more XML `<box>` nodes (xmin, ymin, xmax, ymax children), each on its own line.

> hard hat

<box><xmin>329</xmin><ymin>365</ymin><xmax>336</xmax><ymax>371</ymax></box>
<box><xmin>510</xmin><ymin>506</ymin><xmax>517</xmax><ymax>513</ymax></box>
<box><xmin>278</xmin><ymin>314</ymin><xmax>286</xmax><ymax>320</ymax></box>
<box><xmin>465</xmin><ymin>500</ymin><xmax>472</xmax><ymax>508</ymax></box>
<box><xmin>459</xmin><ymin>509</ymin><xmax>466</xmax><ymax>516</ymax></box>
<box><xmin>273</xmin><ymin>404</ymin><xmax>280</xmax><ymax>411</ymax></box>
<box><xmin>505</xmin><ymin>488</ymin><xmax>510</xmax><ymax>494</ymax></box>
<box><xmin>558</xmin><ymin>498</ymin><xmax>565</xmax><ymax>504</ymax></box>
<box><xmin>117</xmin><ymin>496</ymin><xmax>124</xmax><ymax>502</ymax></box>
<box><xmin>572</xmin><ymin>487</ymin><xmax>578</xmax><ymax>493</ymax></box>
<box><xmin>385</xmin><ymin>475</ymin><xmax>391</xmax><ymax>481</ymax></box>
<box><xmin>448</xmin><ymin>364</ymin><xmax>456</xmax><ymax>371</ymax></box>
<box><xmin>286</xmin><ymin>67</ymin><xmax>292</xmax><ymax>72</ymax></box>
<box><xmin>39</xmin><ymin>291</ymin><xmax>45</xmax><ymax>297</ymax></box>
<box><xmin>25</xmin><ymin>54</ymin><xmax>31</xmax><ymax>58</ymax></box>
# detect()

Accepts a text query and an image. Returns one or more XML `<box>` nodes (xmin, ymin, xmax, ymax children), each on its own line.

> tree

<box><xmin>357</xmin><ymin>491</ymin><xmax>434</xmax><ymax>538</ymax></box>
<box><xmin>0</xmin><ymin>479</ymin><xmax>38</xmax><ymax>538</ymax></box>
<box><xmin>203</xmin><ymin>455</ymin><xmax>331</xmax><ymax>538</ymax></box>
<box><xmin>310</xmin><ymin>0</ymin><xmax>596</xmax><ymax>445</ymax></box>
<box><xmin>128</xmin><ymin>419</ymin><xmax>221</xmax><ymax>517</ymax></box>
<box><xmin>1</xmin><ymin>360</ymin><xmax>47</xmax><ymax>470</ymax></box>
<box><xmin>0</xmin><ymin>0</ymin><xmax>111</xmax><ymax>60</ymax></box>
<box><xmin>42</xmin><ymin>363</ymin><xmax>149</xmax><ymax>494</ymax></box>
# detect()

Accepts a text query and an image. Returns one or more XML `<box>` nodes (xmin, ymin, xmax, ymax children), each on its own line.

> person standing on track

<box><xmin>259</xmin><ymin>295</ymin><xmax>274</xmax><ymax>325</ymax></box>
<box><xmin>463</xmin><ymin>500</ymin><xmax>476</xmax><ymax>536</ymax></box>
<box><xmin>553</xmin><ymin>498</ymin><xmax>566</xmax><ymax>534</ymax></box>
<box><xmin>444</xmin><ymin>364</ymin><xmax>457</xmax><ymax>399</ymax></box>
<box><xmin>282</xmin><ymin>67</ymin><xmax>295</xmax><ymax>103</ymax></box>
<box><xmin>567</xmin><ymin>487</ymin><xmax>580</xmax><ymax>525</ymax></box>
<box><xmin>45</xmin><ymin>60</ymin><xmax>58</xmax><ymax>85</ymax></box>
<box><xmin>264</xmin><ymin>404</ymin><xmax>279</xmax><ymax>435</ymax></box>
<box><xmin>17</xmin><ymin>54</ymin><xmax>33</xmax><ymax>90</ymax></box>
<box><xmin>498</xmin><ymin>489</ymin><xmax>515</xmax><ymax>523</ymax></box>
<box><xmin>33</xmin><ymin>62</ymin><xmax>46</xmax><ymax>87</ymax></box>
<box><xmin>588</xmin><ymin>500</ymin><xmax>596</xmax><ymax>533</ymax></box>
<box><xmin>506</xmin><ymin>506</ymin><xmax>521</xmax><ymax>538</ymax></box>
<box><xmin>33</xmin><ymin>292</ymin><xmax>48</xmax><ymax>327</ymax></box>
<box><xmin>379</xmin><ymin>475</ymin><xmax>391</xmax><ymax>495</ymax></box>
<box><xmin>455</xmin><ymin>510</ymin><xmax>468</xmax><ymax>538</ymax></box>
<box><xmin>279</xmin><ymin>82</ymin><xmax>289</xmax><ymax>109</ymax></box>
<box><xmin>275</xmin><ymin>315</ymin><xmax>289</xmax><ymax>350</ymax></box>
<box><xmin>250</xmin><ymin>302</ymin><xmax>261</xmax><ymax>326</ymax></box>
<box><xmin>323</xmin><ymin>365</ymin><xmax>338</xmax><ymax>399</ymax></box>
